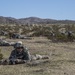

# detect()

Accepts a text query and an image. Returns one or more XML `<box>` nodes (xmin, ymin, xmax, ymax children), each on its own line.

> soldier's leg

<box><xmin>35</xmin><ymin>54</ymin><xmax>49</xmax><ymax>60</ymax></box>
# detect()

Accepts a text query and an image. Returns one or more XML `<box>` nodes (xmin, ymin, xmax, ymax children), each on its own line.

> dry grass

<box><xmin>0</xmin><ymin>37</ymin><xmax>75</xmax><ymax>75</ymax></box>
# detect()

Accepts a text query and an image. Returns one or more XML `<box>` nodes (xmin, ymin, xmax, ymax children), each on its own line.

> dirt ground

<box><xmin>0</xmin><ymin>37</ymin><xmax>75</xmax><ymax>75</ymax></box>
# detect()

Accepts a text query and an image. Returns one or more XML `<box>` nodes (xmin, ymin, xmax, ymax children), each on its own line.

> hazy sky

<box><xmin>0</xmin><ymin>0</ymin><xmax>75</xmax><ymax>20</ymax></box>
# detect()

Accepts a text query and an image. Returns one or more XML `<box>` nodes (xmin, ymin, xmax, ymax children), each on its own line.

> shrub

<box><xmin>0</xmin><ymin>49</ymin><xmax>3</xmax><ymax>60</ymax></box>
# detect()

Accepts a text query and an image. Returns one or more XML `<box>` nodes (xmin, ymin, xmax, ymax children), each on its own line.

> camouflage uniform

<box><xmin>9</xmin><ymin>46</ymin><xmax>31</xmax><ymax>65</ymax></box>
<box><xmin>67</xmin><ymin>31</ymin><xmax>74</xmax><ymax>42</ymax></box>
<box><xmin>0</xmin><ymin>41</ymin><xmax>49</xmax><ymax>65</ymax></box>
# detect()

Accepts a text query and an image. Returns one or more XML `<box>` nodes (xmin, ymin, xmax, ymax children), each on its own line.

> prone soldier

<box><xmin>9</xmin><ymin>41</ymin><xmax>31</xmax><ymax>65</ymax></box>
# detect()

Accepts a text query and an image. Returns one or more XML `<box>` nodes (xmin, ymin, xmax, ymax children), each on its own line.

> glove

<box><xmin>15</xmin><ymin>59</ymin><xmax>26</xmax><ymax>64</ymax></box>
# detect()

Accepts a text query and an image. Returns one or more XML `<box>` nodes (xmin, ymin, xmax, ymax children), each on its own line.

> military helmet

<box><xmin>17</xmin><ymin>41</ymin><xmax>22</xmax><ymax>45</ymax></box>
<box><xmin>14</xmin><ymin>41</ymin><xmax>23</xmax><ymax>48</ymax></box>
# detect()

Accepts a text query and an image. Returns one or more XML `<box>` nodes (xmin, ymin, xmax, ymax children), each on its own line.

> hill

<box><xmin>0</xmin><ymin>16</ymin><xmax>75</xmax><ymax>25</ymax></box>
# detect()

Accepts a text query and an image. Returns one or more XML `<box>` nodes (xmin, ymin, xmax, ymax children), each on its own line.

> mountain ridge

<box><xmin>0</xmin><ymin>16</ymin><xmax>75</xmax><ymax>25</ymax></box>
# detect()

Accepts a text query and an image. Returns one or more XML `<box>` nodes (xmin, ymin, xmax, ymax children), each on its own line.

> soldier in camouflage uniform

<box><xmin>67</xmin><ymin>31</ymin><xmax>74</xmax><ymax>42</ymax></box>
<box><xmin>9</xmin><ymin>41</ymin><xmax>31</xmax><ymax>65</ymax></box>
<box><xmin>0</xmin><ymin>41</ymin><xmax>49</xmax><ymax>65</ymax></box>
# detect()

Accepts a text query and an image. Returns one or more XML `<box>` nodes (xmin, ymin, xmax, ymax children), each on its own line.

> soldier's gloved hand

<box><xmin>22</xmin><ymin>60</ymin><xmax>26</xmax><ymax>63</ymax></box>
<box><xmin>9</xmin><ymin>59</ymin><xmax>16</xmax><ymax>65</ymax></box>
<box><xmin>15</xmin><ymin>59</ymin><xmax>26</xmax><ymax>64</ymax></box>
<box><xmin>16</xmin><ymin>59</ymin><xmax>21</xmax><ymax>62</ymax></box>
<box><xmin>16</xmin><ymin>59</ymin><xmax>26</xmax><ymax>64</ymax></box>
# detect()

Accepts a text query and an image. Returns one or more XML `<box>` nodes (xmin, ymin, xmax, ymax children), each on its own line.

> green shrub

<box><xmin>0</xmin><ymin>49</ymin><xmax>3</xmax><ymax>60</ymax></box>
<box><xmin>55</xmin><ymin>33</ymin><xmax>68</xmax><ymax>42</ymax></box>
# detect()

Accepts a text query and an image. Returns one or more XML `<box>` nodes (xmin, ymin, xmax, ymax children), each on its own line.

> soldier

<box><xmin>0</xmin><ymin>41</ymin><xmax>49</xmax><ymax>65</ymax></box>
<box><xmin>9</xmin><ymin>41</ymin><xmax>31</xmax><ymax>65</ymax></box>
<box><xmin>67</xmin><ymin>31</ymin><xmax>74</xmax><ymax>42</ymax></box>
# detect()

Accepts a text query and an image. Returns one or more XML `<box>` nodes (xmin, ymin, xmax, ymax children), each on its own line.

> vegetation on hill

<box><xmin>0</xmin><ymin>24</ymin><xmax>75</xmax><ymax>42</ymax></box>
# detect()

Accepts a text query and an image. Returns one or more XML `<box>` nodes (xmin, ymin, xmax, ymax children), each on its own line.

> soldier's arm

<box><xmin>23</xmin><ymin>48</ymin><xmax>31</xmax><ymax>61</ymax></box>
<box><xmin>9</xmin><ymin>50</ymin><xmax>16</xmax><ymax>59</ymax></box>
<box><xmin>26</xmin><ymin>51</ymin><xmax>31</xmax><ymax>60</ymax></box>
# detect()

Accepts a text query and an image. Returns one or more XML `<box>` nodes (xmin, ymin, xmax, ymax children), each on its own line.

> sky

<box><xmin>0</xmin><ymin>0</ymin><xmax>75</xmax><ymax>20</ymax></box>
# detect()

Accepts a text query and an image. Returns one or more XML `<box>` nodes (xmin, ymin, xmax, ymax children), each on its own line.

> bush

<box><xmin>55</xmin><ymin>33</ymin><xmax>68</xmax><ymax>42</ymax></box>
<box><xmin>0</xmin><ymin>49</ymin><xmax>3</xmax><ymax>60</ymax></box>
